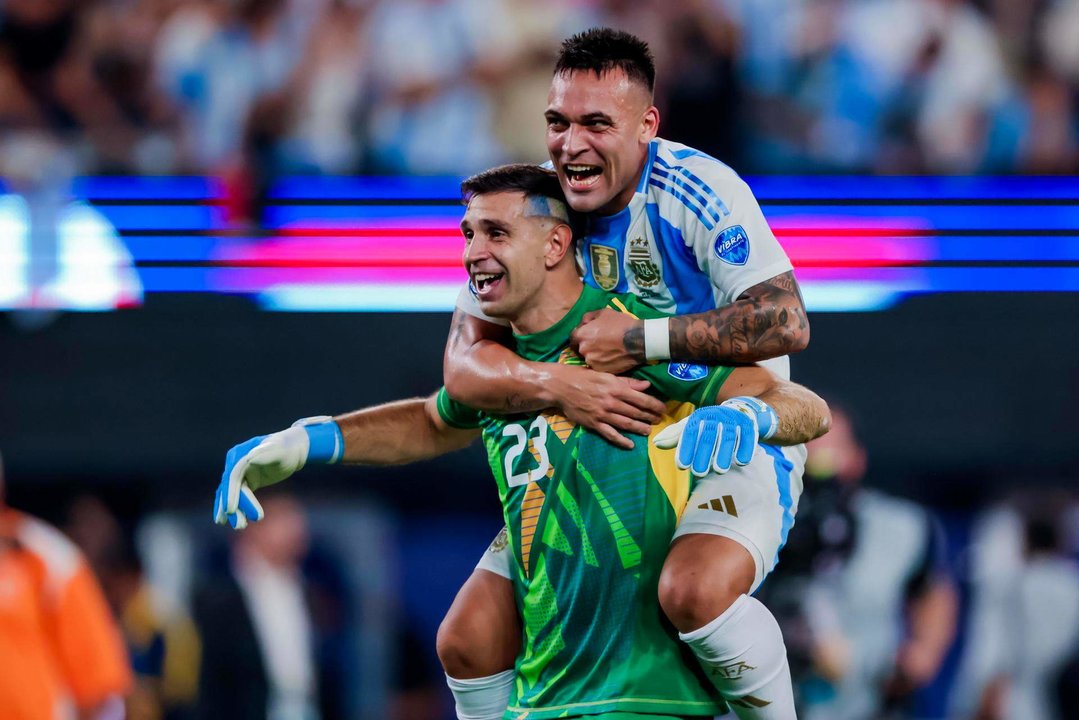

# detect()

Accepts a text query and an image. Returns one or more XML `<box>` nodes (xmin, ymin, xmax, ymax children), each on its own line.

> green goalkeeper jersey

<box><xmin>437</xmin><ymin>284</ymin><xmax>731</xmax><ymax>719</ymax></box>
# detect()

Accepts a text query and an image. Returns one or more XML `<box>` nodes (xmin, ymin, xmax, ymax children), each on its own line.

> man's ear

<box><xmin>641</xmin><ymin>105</ymin><xmax>660</xmax><ymax>143</ymax></box>
<box><xmin>545</xmin><ymin>223</ymin><xmax>575</xmax><ymax>268</ymax></box>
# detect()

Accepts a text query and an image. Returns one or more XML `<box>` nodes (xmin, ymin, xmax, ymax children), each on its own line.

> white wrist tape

<box><xmin>643</xmin><ymin>317</ymin><xmax>671</xmax><ymax>361</ymax></box>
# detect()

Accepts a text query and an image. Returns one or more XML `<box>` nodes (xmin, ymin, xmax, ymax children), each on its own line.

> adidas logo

<box><xmin>697</xmin><ymin>495</ymin><xmax>738</xmax><ymax>517</ymax></box>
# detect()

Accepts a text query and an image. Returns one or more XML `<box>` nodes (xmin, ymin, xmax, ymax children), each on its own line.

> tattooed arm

<box><xmin>571</xmin><ymin>271</ymin><xmax>810</xmax><ymax>373</ymax></box>
<box><xmin>442</xmin><ymin>308</ymin><xmax>667</xmax><ymax>449</ymax></box>
<box><xmin>670</xmin><ymin>271</ymin><xmax>810</xmax><ymax>365</ymax></box>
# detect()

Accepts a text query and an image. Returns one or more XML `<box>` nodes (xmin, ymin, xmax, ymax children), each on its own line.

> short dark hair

<box><xmin>460</xmin><ymin>163</ymin><xmax>565</xmax><ymax>205</ymax></box>
<box><xmin>554</xmin><ymin>27</ymin><xmax>655</xmax><ymax>93</ymax></box>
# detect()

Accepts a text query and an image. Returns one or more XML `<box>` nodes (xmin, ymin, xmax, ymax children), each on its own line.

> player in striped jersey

<box><xmin>440</xmin><ymin>29</ymin><xmax>811</xmax><ymax>720</ymax></box>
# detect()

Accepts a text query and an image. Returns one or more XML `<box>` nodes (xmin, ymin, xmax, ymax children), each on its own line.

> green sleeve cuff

<box><xmin>435</xmin><ymin>387</ymin><xmax>485</xmax><ymax>429</ymax></box>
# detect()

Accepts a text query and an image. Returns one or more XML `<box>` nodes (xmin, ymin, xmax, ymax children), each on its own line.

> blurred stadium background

<box><xmin>1</xmin><ymin>0</ymin><xmax>1078</xmax><ymax>719</ymax></box>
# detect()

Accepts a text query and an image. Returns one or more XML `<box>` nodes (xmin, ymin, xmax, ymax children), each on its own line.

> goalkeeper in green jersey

<box><xmin>216</xmin><ymin>165</ymin><xmax>830</xmax><ymax>719</ymax></box>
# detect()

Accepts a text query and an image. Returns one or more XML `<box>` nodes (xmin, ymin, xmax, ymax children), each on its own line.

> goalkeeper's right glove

<box><xmin>213</xmin><ymin>416</ymin><xmax>343</xmax><ymax>529</ymax></box>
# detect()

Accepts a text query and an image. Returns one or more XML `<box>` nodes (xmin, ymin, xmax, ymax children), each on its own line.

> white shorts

<box><xmin>673</xmin><ymin>443</ymin><xmax>805</xmax><ymax>592</ymax></box>
<box><xmin>477</xmin><ymin>444</ymin><xmax>805</xmax><ymax>593</ymax></box>
<box><xmin>475</xmin><ymin>525</ymin><xmax>513</xmax><ymax>576</ymax></box>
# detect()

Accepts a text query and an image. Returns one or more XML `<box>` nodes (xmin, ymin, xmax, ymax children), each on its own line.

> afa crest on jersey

<box><xmin>590</xmin><ymin>245</ymin><xmax>620</xmax><ymax>291</ymax></box>
<box><xmin>627</xmin><ymin>236</ymin><xmax>661</xmax><ymax>288</ymax></box>
<box><xmin>714</xmin><ymin>225</ymin><xmax>750</xmax><ymax>265</ymax></box>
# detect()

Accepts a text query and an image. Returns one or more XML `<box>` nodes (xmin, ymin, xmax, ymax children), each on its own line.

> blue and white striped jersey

<box><xmin>457</xmin><ymin>137</ymin><xmax>795</xmax><ymax>377</ymax></box>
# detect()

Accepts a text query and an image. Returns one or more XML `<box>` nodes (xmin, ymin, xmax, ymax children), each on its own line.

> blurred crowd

<box><xmin>0</xmin><ymin>0</ymin><xmax>1077</xmax><ymax>188</ymax></box>
<box><xmin>5</xmin><ymin>403</ymin><xmax>1079</xmax><ymax>720</ymax></box>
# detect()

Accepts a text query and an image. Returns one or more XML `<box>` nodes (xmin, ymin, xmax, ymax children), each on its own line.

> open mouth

<box><xmin>472</xmin><ymin>271</ymin><xmax>505</xmax><ymax>299</ymax></box>
<box><xmin>564</xmin><ymin>164</ymin><xmax>602</xmax><ymax>190</ymax></box>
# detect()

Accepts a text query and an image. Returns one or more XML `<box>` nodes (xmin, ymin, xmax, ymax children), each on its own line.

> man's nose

<box><xmin>463</xmin><ymin>236</ymin><xmax>487</xmax><ymax>265</ymax></box>
<box><xmin>563</xmin><ymin>124</ymin><xmax>587</xmax><ymax>157</ymax></box>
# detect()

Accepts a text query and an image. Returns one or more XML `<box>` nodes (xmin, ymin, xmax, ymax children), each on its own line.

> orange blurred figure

<box><xmin>0</xmin><ymin>452</ymin><xmax>133</xmax><ymax>720</ymax></box>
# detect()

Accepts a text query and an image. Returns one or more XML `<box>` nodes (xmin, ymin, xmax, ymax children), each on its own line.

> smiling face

<box><xmin>461</xmin><ymin>191</ymin><xmax>575</xmax><ymax>332</ymax></box>
<box><xmin>545</xmin><ymin>68</ymin><xmax>659</xmax><ymax>216</ymax></box>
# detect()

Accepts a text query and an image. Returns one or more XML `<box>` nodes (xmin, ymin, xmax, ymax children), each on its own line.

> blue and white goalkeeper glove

<box><xmin>652</xmin><ymin>397</ymin><xmax>778</xmax><ymax>475</ymax></box>
<box><xmin>213</xmin><ymin>416</ymin><xmax>343</xmax><ymax>529</ymax></box>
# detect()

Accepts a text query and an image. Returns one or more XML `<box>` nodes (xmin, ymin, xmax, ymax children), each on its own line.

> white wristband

<box><xmin>643</xmin><ymin>317</ymin><xmax>671</xmax><ymax>361</ymax></box>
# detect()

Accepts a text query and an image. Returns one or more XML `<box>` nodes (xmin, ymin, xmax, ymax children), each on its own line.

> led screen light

<box><xmin>1</xmin><ymin>175</ymin><xmax>1075</xmax><ymax>312</ymax></box>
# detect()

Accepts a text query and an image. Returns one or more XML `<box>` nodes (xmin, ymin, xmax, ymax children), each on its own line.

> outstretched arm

<box><xmin>443</xmin><ymin>308</ymin><xmax>667</xmax><ymax>449</ymax></box>
<box><xmin>215</xmin><ymin>394</ymin><xmax>478</xmax><ymax>528</ymax></box>
<box><xmin>336</xmin><ymin>395</ymin><xmax>478</xmax><ymax>465</ymax></box>
<box><xmin>572</xmin><ymin>271</ymin><xmax>810</xmax><ymax>374</ymax></box>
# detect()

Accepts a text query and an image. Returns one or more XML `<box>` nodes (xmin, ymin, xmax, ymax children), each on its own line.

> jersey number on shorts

<box><xmin>503</xmin><ymin>417</ymin><xmax>550</xmax><ymax>487</ymax></box>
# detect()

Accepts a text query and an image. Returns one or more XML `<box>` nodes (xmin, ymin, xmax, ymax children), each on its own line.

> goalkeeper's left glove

<box><xmin>213</xmin><ymin>416</ymin><xmax>343</xmax><ymax>529</ymax></box>
<box><xmin>652</xmin><ymin>396</ymin><xmax>778</xmax><ymax>475</ymax></box>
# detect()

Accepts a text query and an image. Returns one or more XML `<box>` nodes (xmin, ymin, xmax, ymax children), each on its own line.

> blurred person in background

<box><xmin>194</xmin><ymin>492</ymin><xmax>347</xmax><ymax>720</ymax></box>
<box><xmin>1058</xmin><ymin>492</ymin><xmax>1079</xmax><ymax>718</ymax></box>
<box><xmin>0</xmin><ymin>0</ymin><xmax>187</xmax><ymax>173</ymax></box>
<box><xmin>0</xmin><ymin>452</ymin><xmax>133</xmax><ymax>720</ymax></box>
<box><xmin>102</xmin><ymin>538</ymin><xmax>201</xmax><ymax>720</ymax></box>
<box><xmin>946</xmin><ymin>493</ymin><xmax>1079</xmax><ymax>720</ymax></box>
<box><xmin>1007</xmin><ymin>503</ymin><xmax>1079</xmax><ymax>720</ymax></box>
<box><xmin>63</xmin><ymin>495</ymin><xmax>200</xmax><ymax>720</ymax></box>
<box><xmin>1016</xmin><ymin>0</ymin><xmax>1079</xmax><ymax>173</ymax></box>
<box><xmin>386</xmin><ymin>622</ymin><xmax>448</xmax><ymax>720</ymax></box>
<box><xmin>482</xmin><ymin>0</ymin><xmax>599</xmax><ymax>163</ymax></box>
<box><xmin>0</xmin><ymin>0</ymin><xmax>151</xmax><ymax>168</ymax></box>
<box><xmin>656</xmin><ymin>0</ymin><xmax>744</xmax><ymax>166</ymax></box>
<box><xmin>71</xmin><ymin>0</ymin><xmax>185</xmax><ymax>173</ymax></box>
<box><xmin>766</xmin><ymin>0</ymin><xmax>1013</xmax><ymax>173</ymax></box>
<box><xmin>793</xmin><ymin>405</ymin><xmax>958</xmax><ymax>720</ymax></box>
<box><xmin>153</xmin><ymin>0</ymin><xmax>315</xmax><ymax>180</ymax></box>
<box><xmin>274</xmin><ymin>0</ymin><xmax>373</xmax><ymax>175</ymax></box>
<box><xmin>362</xmin><ymin>0</ymin><xmax>512</xmax><ymax>174</ymax></box>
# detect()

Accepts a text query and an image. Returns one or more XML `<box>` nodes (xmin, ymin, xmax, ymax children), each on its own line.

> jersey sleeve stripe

<box><xmin>648</xmin><ymin>179</ymin><xmax>717</xmax><ymax>231</ymax></box>
<box><xmin>655</xmin><ymin>156</ymin><xmax>731</xmax><ymax>219</ymax></box>
<box><xmin>651</xmin><ymin>164</ymin><xmax>725</xmax><ymax>225</ymax></box>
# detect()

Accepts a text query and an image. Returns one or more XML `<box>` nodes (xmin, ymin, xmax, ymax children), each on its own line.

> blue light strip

<box><xmin>269</xmin><ymin>176</ymin><xmax>461</xmax><ymax>199</ymax></box>
<box><xmin>92</xmin><ymin>205</ymin><xmax>223</xmax><ymax>231</ymax></box>
<box><xmin>72</xmin><ymin>176</ymin><xmax>221</xmax><ymax>199</ymax></box>
<box><xmin>746</xmin><ymin>176</ymin><xmax>1079</xmax><ymax>200</ymax></box>
<box><xmin>265</xmin><ymin>204</ymin><xmax>463</xmax><ymax>225</ymax></box>
<box><xmin>1</xmin><ymin>175</ymin><xmax>1076</xmax><ymax>313</ymax></box>
<box><xmin>259</xmin><ymin>284</ymin><xmax>462</xmax><ymax>312</ymax></box>
<box><xmin>764</xmin><ymin>203</ymin><xmax>1079</xmax><ymax>230</ymax></box>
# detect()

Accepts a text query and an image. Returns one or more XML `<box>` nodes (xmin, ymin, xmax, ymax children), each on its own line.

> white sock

<box><xmin>445</xmin><ymin>669</ymin><xmax>514</xmax><ymax>720</ymax></box>
<box><xmin>679</xmin><ymin>594</ymin><xmax>797</xmax><ymax>719</ymax></box>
